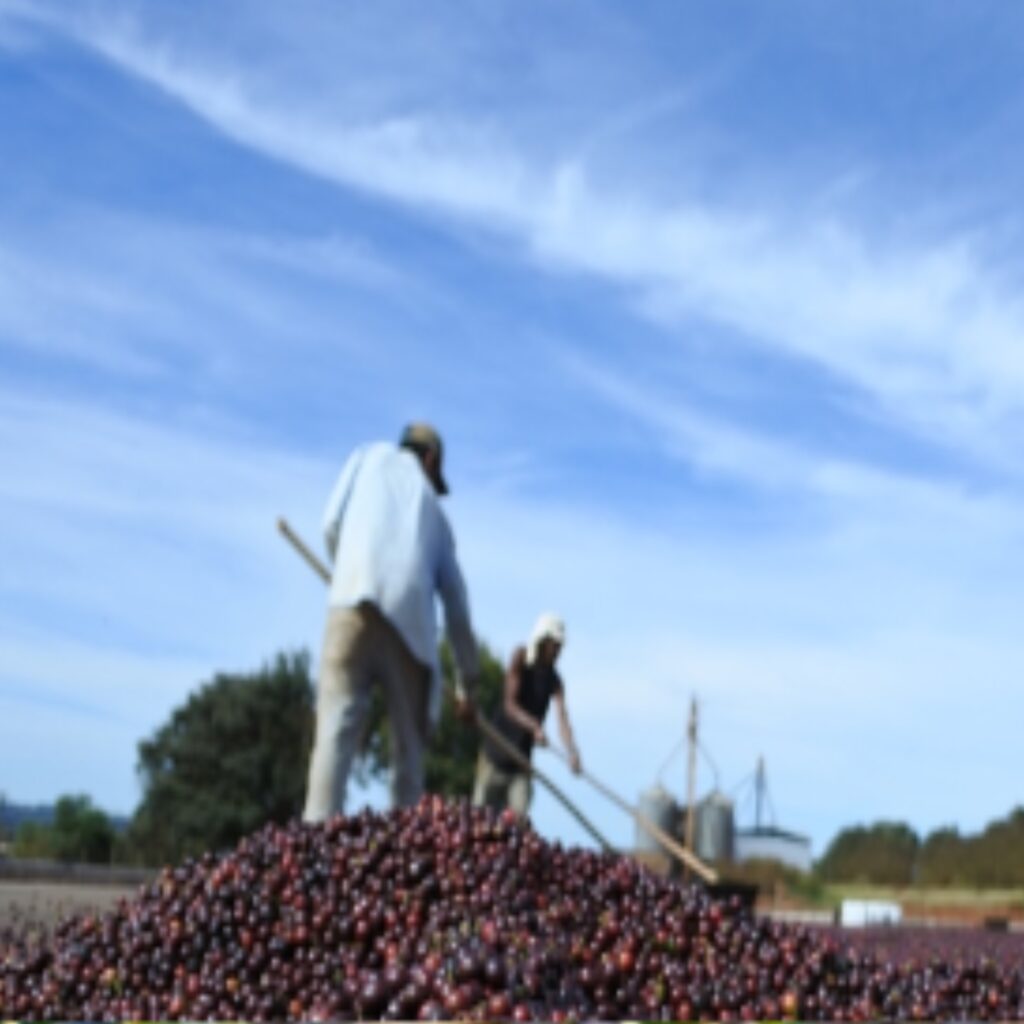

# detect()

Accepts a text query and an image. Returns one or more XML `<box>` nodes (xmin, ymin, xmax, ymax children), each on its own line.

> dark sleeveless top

<box><xmin>484</xmin><ymin>647</ymin><xmax>563</xmax><ymax>772</ymax></box>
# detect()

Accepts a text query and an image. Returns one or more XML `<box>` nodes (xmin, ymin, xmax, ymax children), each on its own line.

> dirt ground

<box><xmin>0</xmin><ymin>880</ymin><xmax>141</xmax><ymax>934</ymax></box>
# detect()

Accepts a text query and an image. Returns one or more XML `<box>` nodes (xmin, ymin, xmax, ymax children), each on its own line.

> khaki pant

<box><xmin>303</xmin><ymin>602</ymin><xmax>431</xmax><ymax>822</ymax></box>
<box><xmin>471</xmin><ymin>751</ymin><xmax>532</xmax><ymax>816</ymax></box>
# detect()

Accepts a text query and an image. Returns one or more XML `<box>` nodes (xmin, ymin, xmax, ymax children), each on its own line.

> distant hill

<box><xmin>0</xmin><ymin>800</ymin><xmax>131</xmax><ymax>836</ymax></box>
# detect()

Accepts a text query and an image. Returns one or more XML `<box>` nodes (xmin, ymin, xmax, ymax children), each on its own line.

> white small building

<box><xmin>734</xmin><ymin>826</ymin><xmax>813</xmax><ymax>873</ymax></box>
<box><xmin>839</xmin><ymin>899</ymin><xmax>902</xmax><ymax>927</ymax></box>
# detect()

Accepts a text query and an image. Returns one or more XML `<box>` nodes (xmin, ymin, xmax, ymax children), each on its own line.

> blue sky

<box><xmin>3</xmin><ymin>0</ymin><xmax>1024</xmax><ymax>860</ymax></box>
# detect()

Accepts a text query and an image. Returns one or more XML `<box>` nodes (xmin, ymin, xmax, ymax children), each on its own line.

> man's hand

<box><xmin>453</xmin><ymin>676</ymin><xmax>479</xmax><ymax>724</ymax></box>
<box><xmin>454</xmin><ymin>693</ymin><xmax>477</xmax><ymax>724</ymax></box>
<box><xmin>569</xmin><ymin>750</ymin><xmax>582</xmax><ymax>775</ymax></box>
<box><xmin>533</xmin><ymin>725</ymin><xmax>549</xmax><ymax>747</ymax></box>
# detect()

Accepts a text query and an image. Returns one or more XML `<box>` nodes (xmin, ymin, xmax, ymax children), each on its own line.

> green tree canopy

<box><xmin>12</xmin><ymin>794</ymin><xmax>115</xmax><ymax>864</ymax></box>
<box><xmin>917</xmin><ymin>825</ymin><xmax>965</xmax><ymax>887</ymax></box>
<box><xmin>817</xmin><ymin>809</ymin><xmax>1024</xmax><ymax>888</ymax></box>
<box><xmin>817</xmin><ymin>820</ymin><xmax>920</xmax><ymax>885</ymax></box>
<box><xmin>51</xmin><ymin>794</ymin><xmax>116</xmax><ymax>863</ymax></box>
<box><xmin>12</xmin><ymin>821</ymin><xmax>53</xmax><ymax>860</ymax></box>
<box><xmin>970</xmin><ymin>807</ymin><xmax>1024</xmax><ymax>887</ymax></box>
<box><xmin>127</xmin><ymin>651</ymin><xmax>315</xmax><ymax>866</ymax></box>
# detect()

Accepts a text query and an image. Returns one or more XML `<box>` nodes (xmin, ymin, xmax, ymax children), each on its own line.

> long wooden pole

<box><xmin>277</xmin><ymin>517</ymin><xmax>331</xmax><ymax>584</ymax></box>
<box><xmin>545</xmin><ymin>744</ymin><xmax>717</xmax><ymax>883</ymax></box>
<box><xmin>276</xmin><ymin>517</ymin><xmax>615</xmax><ymax>853</ymax></box>
<box><xmin>472</xmin><ymin>717</ymin><xmax>614</xmax><ymax>852</ymax></box>
<box><xmin>685</xmin><ymin>696</ymin><xmax>698</xmax><ymax>881</ymax></box>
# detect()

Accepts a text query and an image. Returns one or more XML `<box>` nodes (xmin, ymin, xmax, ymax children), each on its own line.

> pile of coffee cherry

<box><xmin>3</xmin><ymin>796</ymin><xmax>1023</xmax><ymax>1020</ymax></box>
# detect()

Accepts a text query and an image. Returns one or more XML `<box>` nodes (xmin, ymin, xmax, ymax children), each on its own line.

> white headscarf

<box><xmin>526</xmin><ymin>612</ymin><xmax>566</xmax><ymax>665</ymax></box>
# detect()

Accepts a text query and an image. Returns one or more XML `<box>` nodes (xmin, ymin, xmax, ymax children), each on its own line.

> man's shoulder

<box><xmin>552</xmin><ymin>667</ymin><xmax>565</xmax><ymax>694</ymax></box>
<box><xmin>508</xmin><ymin>646</ymin><xmax>528</xmax><ymax>672</ymax></box>
<box><xmin>346</xmin><ymin>441</ymin><xmax>412</xmax><ymax>479</ymax></box>
<box><xmin>354</xmin><ymin>443</ymin><xmax>450</xmax><ymax>521</ymax></box>
<box><xmin>337</xmin><ymin>440</ymin><xmax>385</xmax><ymax>471</ymax></box>
<box><xmin>355</xmin><ymin>440</ymin><xmax>396</xmax><ymax>462</ymax></box>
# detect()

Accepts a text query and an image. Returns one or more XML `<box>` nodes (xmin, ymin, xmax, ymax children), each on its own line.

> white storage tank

<box><xmin>635</xmin><ymin>785</ymin><xmax>680</xmax><ymax>854</ymax></box>
<box><xmin>695</xmin><ymin>790</ymin><xmax>735</xmax><ymax>863</ymax></box>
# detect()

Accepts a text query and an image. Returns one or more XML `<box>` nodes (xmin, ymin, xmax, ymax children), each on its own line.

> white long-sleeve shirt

<box><xmin>322</xmin><ymin>441</ymin><xmax>479</xmax><ymax>725</ymax></box>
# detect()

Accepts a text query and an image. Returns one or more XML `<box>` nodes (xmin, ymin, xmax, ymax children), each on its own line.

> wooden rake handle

<box><xmin>277</xmin><ymin>517</ymin><xmax>331</xmax><ymax>584</ymax></box>
<box><xmin>546</xmin><ymin>744</ymin><xmax>718</xmax><ymax>883</ymax></box>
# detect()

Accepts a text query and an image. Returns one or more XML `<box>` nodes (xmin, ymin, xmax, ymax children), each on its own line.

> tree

<box><xmin>11</xmin><ymin>795</ymin><xmax>115</xmax><ymax>864</ymax></box>
<box><xmin>126</xmin><ymin>651</ymin><xmax>315</xmax><ymax>866</ymax></box>
<box><xmin>818</xmin><ymin>809</ymin><xmax>1024</xmax><ymax>889</ymax></box>
<box><xmin>970</xmin><ymin>807</ymin><xmax>1024</xmax><ymax>887</ymax></box>
<box><xmin>817</xmin><ymin>821</ymin><xmax>919</xmax><ymax>885</ymax></box>
<box><xmin>50</xmin><ymin>795</ymin><xmax>115</xmax><ymax>863</ymax></box>
<box><xmin>917</xmin><ymin>825</ymin><xmax>965</xmax><ymax>887</ymax></box>
<box><xmin>12</xmin><ymin>821</ymin><xmax>52</xmax><ymax>860</ymax></box>
<box><xmin>351</xmin><ymin>640</ymin><xmax>506</xmax><ymax>798</ymax></box>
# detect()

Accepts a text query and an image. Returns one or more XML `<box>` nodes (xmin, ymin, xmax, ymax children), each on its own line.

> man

<box><xmin>472</xmin><ymin>613</ymin><xmax>582</xmax><ymax>816</ymax></box>
<box><xmin>302</xmin><ymin>423</ymin><xmax>480</xmax><ymax>822</ymax></box>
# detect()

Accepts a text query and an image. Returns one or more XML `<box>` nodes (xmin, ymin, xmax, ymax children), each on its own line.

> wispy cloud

<box><xmin>1</xmin><ymin>628</ymin><xmax>209</xmax><ymax>726</ymax></box>
<box><xmin>0</xmin><ymin>0</ymin><xmax>40</xmax><ymax>51</ymax></box>
<box><xmin>15</xmin><ymin>3</ymin><xmax>1024</xmax><ymax>475</ymax></box>
<box><xmin>558</xmin><ymin>346</ymin><xmax>1023</xmax><ymax>535</ymax></box>
<box><xmin>0</xmin><ymin>244</ymin><xmax>168</xmax><ymax>375</ymax></box>
<box><xmin>0</xmin><ymin>389</ymin><xmax>331</xmax><ymax>655</ymax></box>
<box><xmin>0</xmin><ymin>389</ymin><xmax>331</xmax><ymax>808</ymax></box>
<box><xmin>0</xmin><ymin>208</ymin><xmax>421</xmax><ymax>380</ymax></box>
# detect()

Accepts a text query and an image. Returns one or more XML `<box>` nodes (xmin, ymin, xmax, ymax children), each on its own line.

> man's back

<box><xmin>324</xmin><ymin>441</ymin><xmax>451</xmax><ymax>673</ymax></box>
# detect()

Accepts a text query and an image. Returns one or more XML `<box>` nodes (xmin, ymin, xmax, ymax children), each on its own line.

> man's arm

<box><xmin>321</xmin><ymin>447</ymin><xmax>365</xmax><ymax>563</ymax></box>
<box><xmin>552</xmin><ymin>689</ymin><xmax>582</xmax><ymax>773</ymax></box>
<box><xmin>435</xmin><ymin>519</ymin><xmax>480</xmax><ymax>701</ymax></box>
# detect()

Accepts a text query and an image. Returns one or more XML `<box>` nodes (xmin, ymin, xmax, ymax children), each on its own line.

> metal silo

<box><xmin>695</xmin><ymin>791</ymin><xmax>735</xmax><ymax>863</ymax></box>
<box><xmin>635</xmin><ymin>785</ymin><xmax>680</xmax><ymax>854</ymax></box>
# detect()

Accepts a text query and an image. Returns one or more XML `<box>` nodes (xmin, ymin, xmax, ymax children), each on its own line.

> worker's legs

<box><xmin>507</xmin><ymin>772</ymin><xmax>533</xmax><ymax>816</ymax></box>
<box><xmin>302</xmin><ymin>605</ymin><xmax>374</xmax><ymax>822</ymax></box>
<box><xmin>471</xmin><ymin>752</ymin><xmax>488</xmax><ymax>806</ymax></box>
<box><xmin>472</xmin><ymin>752</ymin><xmax>502</xmax><ymax>809</ymax></box>
<box><xmin>472</xmin><ymin>752</ymin><xmax>517</xmax><ymax>812</ymax></box>
<box><xmin>369</xmin><ymin>605</ymin><xmax>432</xmax><ymax>809</ymax></box>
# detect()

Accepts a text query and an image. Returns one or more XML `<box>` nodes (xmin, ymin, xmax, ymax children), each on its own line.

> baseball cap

<box><xmin>400</xmin><ymin>422</ymin><xmax>449</xmax><ymax>495</ymax></box>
